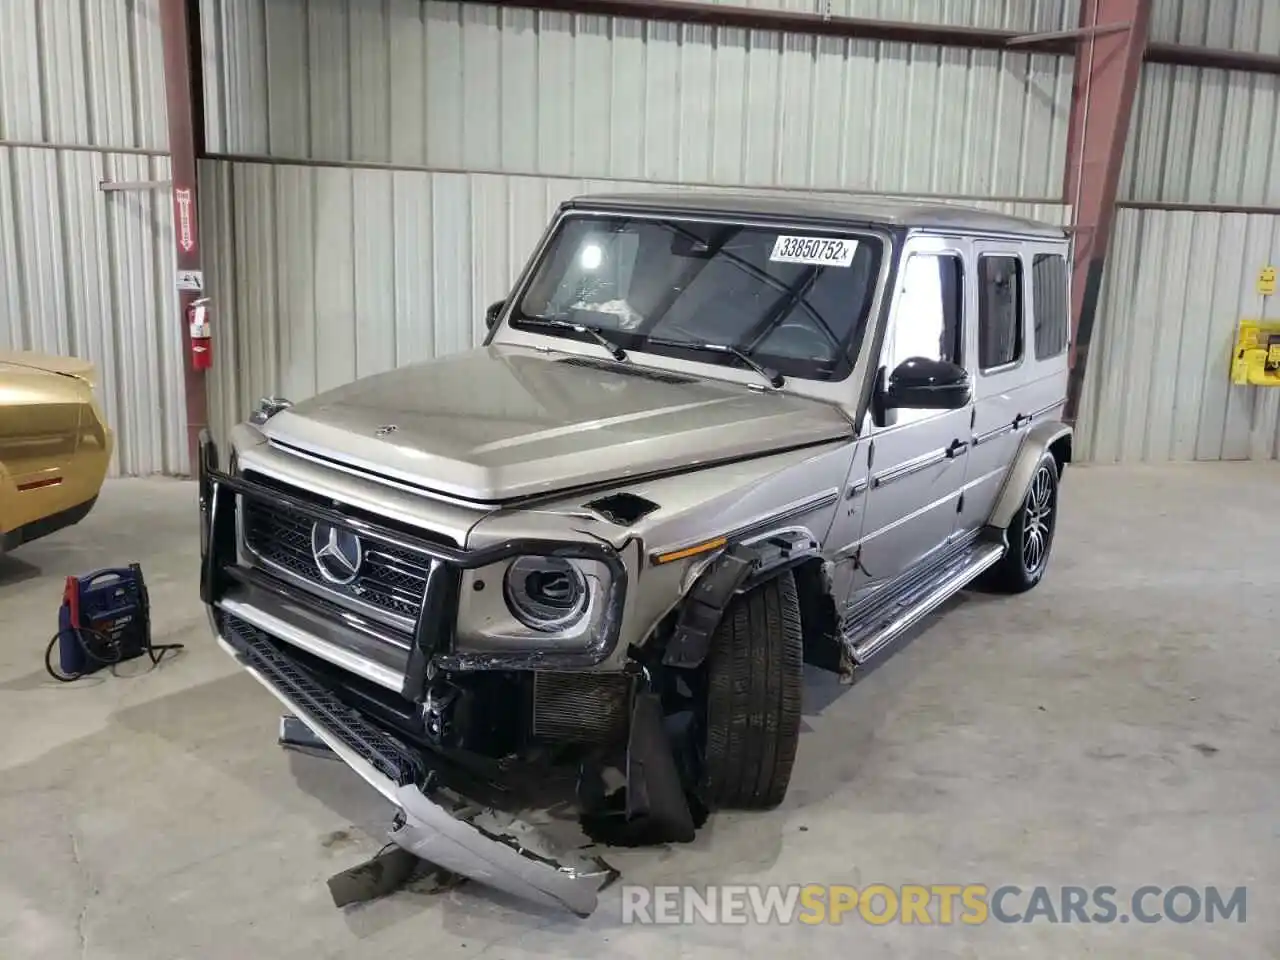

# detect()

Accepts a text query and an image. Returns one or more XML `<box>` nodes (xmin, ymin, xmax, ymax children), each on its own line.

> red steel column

<box><xmin>1063</xmin><ymin>0</ymin><xmax>1153</xmax><ymax>422</ymax></box>
<box><xmin>158</xmin><ymin>0</ymin><xmax>209</xmax><ymax>474</ymax></box>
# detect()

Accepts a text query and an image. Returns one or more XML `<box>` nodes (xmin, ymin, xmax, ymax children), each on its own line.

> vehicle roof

<box><xmin>565</xmin><ymin>189</ymin><xmax>1067</xmax><ymax>239</ymax></box>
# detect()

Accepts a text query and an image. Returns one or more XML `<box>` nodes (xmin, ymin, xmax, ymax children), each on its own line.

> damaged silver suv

<box><xmin>198</xmin><ymin>191</ymin><xmax>1072</xmax><ymax>916</ymax></box>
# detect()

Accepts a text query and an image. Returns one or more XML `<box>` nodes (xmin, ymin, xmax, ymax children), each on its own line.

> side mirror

<box><xmin>882</xmin><ymin>357</ymin><xmax>971</xmax><ymax>412</ymax></box>
<box><xmin>485</xmin><ymin>300</ymin><xmax>506</xmax><ymax>330</ymax></box>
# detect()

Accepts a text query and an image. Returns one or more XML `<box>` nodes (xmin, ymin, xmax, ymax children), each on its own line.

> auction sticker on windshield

<box><xmin>770</xmin><ymin>235</ymin><xmax>858</xmax><ymax>268</ymax></box>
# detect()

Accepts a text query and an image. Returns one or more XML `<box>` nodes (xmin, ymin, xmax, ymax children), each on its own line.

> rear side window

<box><xmin>1032</xmin><ymin>254</ymin><xmax>1070</xmax><ymax>358</ymax></box>
<box><xmin>978</xmin><ymin>256</ymin><xmax>1024</xmax><ymax>371</ymax></box>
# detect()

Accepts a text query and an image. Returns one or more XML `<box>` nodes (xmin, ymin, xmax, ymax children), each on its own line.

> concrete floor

<box><xmin>1</xmin><ymin>464</ymin><xmax>1277</xmax><ymax>959</ymax></box>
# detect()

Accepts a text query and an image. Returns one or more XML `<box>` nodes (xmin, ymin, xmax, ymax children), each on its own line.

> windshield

<box><xmin>511</xmin><ymin>215</ymin><xmax>885</xmax><ymax>382</ymax></box>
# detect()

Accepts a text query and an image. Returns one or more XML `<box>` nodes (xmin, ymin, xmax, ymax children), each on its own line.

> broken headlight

<box><xmin>455</xmin><ymin>554</ymin><xmax>616</xmax><ymax>660</ymax></box>
<box><xmin>503</xmin><ymin>556</ymin><xmax>590</xmax><ymax>632</ymax></box>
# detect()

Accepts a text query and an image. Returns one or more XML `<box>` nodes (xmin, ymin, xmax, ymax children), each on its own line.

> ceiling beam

<box><xmin>473</xmin><ymin>0</ymin><xmax>1076</xmax><ymax>53</ymax></box>
<box><xmin>1145</xmin><ymin>41</ymin><xmax>1280</xmax><ymax>75</ymax></box>
<box><xmin>471</xmin><ymin>1</ymin><xmax>1280</xmax><ymax>76</ymax></box>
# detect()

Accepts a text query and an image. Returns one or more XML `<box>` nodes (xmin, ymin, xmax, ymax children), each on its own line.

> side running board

<box><xmin>842</xmin><ymin>539</ymin><xmax>1005</xmax><ymax>665</ymax></box>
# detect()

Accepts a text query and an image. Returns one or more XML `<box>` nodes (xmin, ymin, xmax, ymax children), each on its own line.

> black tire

<box><xmin>702</xmin><ymin>571</ymin><xmax>803</xmax><ymax>810</ymax></box>
<box><xmin>983</xmin><ymin>452</ymin><xmax>1060</xmax><ymax>594</ymax></box>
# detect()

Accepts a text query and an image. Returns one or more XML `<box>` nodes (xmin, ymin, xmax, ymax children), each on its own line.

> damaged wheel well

<box><xmin>658</xmin><ymin>542</ymin><xmax>843</xmax><ymax>674</ymax></box>
<box><xmin>790</xmin><ymin>558</ymin><xmax>844</xmax><ymax>674</ymax></box>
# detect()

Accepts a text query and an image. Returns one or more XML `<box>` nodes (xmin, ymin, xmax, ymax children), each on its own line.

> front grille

<box><xmin>242</xmin><ymin>497</ymin><xmax>431</xmax><ymax>621</ymax></box>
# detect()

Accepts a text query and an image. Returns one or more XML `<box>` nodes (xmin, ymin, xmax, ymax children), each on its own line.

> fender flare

<box><xmin>987</xmin><ymin>420</ymin><xmax>1073</xmax><ymax>530</ymax></box>
<box><xmin>660</xmin><ymin>530</ymin><xmax>821</xmax><ymax>669</ymax></box>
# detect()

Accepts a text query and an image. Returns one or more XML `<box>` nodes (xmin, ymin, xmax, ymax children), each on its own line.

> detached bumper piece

<box><xmin>219</xmin><ymin>614</ymin><xmax>617</xmax><ymax>917</ymax></box>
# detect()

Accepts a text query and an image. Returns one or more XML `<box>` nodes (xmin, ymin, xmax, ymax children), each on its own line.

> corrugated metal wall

<box><xmin>0</xmin><ymin>0</ymin><xmax>168</xmax><ymax>150</ymax></box>
<box><xmin>0</xmin><ymin>0</ymin><xmax>186</xmax><ymax>475</ymax></box>
<box><xmin>0</xmin><ymin>149</ymin><xmax>187</xmax><ymax>476</ymax></box>
<box><xmin>1119</xmin><ymin>64</ymin><xmax>1280</xmax><ymax>206</ymax></box>
<box><xmin>1076</xmin><ymin>12</ymin><xmax>1280</xmax><ymax>462</ymax></box>
<box><xmin>1149</xmin><ymin>0</ymin><xmax>1280</xmax><ymax>52</ymax></box>
<box><xmin>1076</xmin><ymin>209</ymin><xmax>1280</xmax><ymax>463</ymax></box>
<box><xmin>200</xmin><ymin>1</ymin><xmax>1073</xmax><ymax>199</ymax></box>
<box><xmin>200</xmin><ymin>159</ymin><xmax>1067</xmax><ymax>444</ymax></box>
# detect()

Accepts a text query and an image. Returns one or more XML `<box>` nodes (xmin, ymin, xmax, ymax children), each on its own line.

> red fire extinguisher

<box><xmin>187</xmin><ymin>297</ymin><xmax>212</xmax><ymax>371</ymax></box>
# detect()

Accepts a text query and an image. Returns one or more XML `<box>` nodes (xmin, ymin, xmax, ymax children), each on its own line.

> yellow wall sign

<box><xmin>1232</xmin><ymin>319</ymin><xmax>1280</xmax><ymax>386</ymax></box>
<box><xmin>1259</xmin><ymin>266</ymin><xmax>1277</xmax><ymax>297</ymax></box>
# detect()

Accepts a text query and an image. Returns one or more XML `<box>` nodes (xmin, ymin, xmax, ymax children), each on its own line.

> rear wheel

<box><xmin>984</xmin><ymin>452</ymin><xmax>1060</xmax><ymax>594</ymax></box>
<box><xmin>701</xmin><ymin>571</ymin><xmax>804</xmax><ymax>810</ymax></box>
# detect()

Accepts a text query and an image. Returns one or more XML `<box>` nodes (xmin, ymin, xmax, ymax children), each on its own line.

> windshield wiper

<box><xmin>647</xmin><ymin>337</ymin><xmax>784</xmax><ymax>389</ymax></box>
<box><xmin>518</xmin><ymin>315</ymin><xmax>628</xmax><ymax>361</ymax></box>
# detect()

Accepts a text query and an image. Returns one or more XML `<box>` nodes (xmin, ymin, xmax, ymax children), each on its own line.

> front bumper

<box><xmin>215</xmin><ymin>612</ymin><xmax>616</xmax><ymax>915</ymax></box>
<box><xmin>198</xmin><ymin>431</ymin><xmax>624</xmax><ymax>914</ymax></box>
<box><xmin>0</xmin><ymin>494</ymin><xmax>99</xmax><ymax>553</ymax></box>
<box><xmin>0</xmin><ymin>423</ymin><xmax>111</xmax><ymax>550</ymax></box>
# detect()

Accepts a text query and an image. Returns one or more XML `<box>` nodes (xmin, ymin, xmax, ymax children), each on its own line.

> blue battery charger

<box><xmin>45</xmin><ymin>564</ymin><xmax>183</xmax><ymax>681</ymax></box>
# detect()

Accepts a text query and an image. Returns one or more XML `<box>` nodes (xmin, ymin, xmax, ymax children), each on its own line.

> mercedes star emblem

<box><xmin>311</xmin><ymin>522</ymin><xmax>364</xmax><ymax>585</ymax></box>
<box><xmin>375</xmin><ymin>424</ymin><xmax>398</xmax><ymax>437</ymax></box>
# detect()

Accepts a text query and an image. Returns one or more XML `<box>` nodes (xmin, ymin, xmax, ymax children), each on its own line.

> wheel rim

<box><xmin>1021</xmin><ymin>465</ymin><xmax>1055</xmax><ymax>574</ymax></box>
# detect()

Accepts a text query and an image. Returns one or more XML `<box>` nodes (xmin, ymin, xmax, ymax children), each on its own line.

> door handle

<box><xmin>1013</xmin><ymin>413</ymin><xmax>1032</xmax><ymax>430</ymax></box>
<box><xmin>945</xmin><ymin>438</ymin><xmax>969</xmax><ymax>459</ymax></box>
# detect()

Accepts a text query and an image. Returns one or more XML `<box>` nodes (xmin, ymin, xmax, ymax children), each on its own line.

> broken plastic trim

<box><xmin>218</xmin><ymin>634</ymin><xmax>618</xmax><ymax>916</ymax></box>
<box><xmin>661</xmin><ymin>531</ymin><xmax>823</xmax><ymax>669</ymax></box>
<box><xmin>582</xmin><ymin>492</ymin><xmax>661</xmax><ymax>525</ymax></box>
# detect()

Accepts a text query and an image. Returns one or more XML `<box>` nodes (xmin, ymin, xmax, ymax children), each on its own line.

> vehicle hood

<box><xmin>260</xmin><ymin>345</ymin><xmax>854</xmax><ymax>502</ymax></box>
<box><xmin>0</xmin><ymin>349</ymin><xmax>96</xmax><ymax>383</ymax></box>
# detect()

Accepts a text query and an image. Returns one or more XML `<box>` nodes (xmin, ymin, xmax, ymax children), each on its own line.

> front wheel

<box><xmin>701</xmin><ymin>571</ymin><xmax>804</xmax><ymax>810</ymax></box>
<box><xmin>983</xmin><ymin>452</ymin><xmax>1060</xmax><ymax>594</ymax></box>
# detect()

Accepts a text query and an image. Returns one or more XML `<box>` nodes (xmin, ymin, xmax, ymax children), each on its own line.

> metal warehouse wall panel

<box><xmin>0</xmin><ymin>0</ymin><xmax>168</xmax><ymax>150</ymax></box>
<box><xmin>200</xmin><ymin>158</ymin><xmax>1067</xmax><ymax>446</ymax></box>
<box><xmin>1119</xmin><ymin>64</ymin><xmax>1280</xmax><ymax>206</ymax></box>
<box><xmin>659</xmin><ymin>0</ymin><xmax>1079</xmax><ymax>31</ymax></box>
<box><xmin>0</xmin><ymin>148</ymin><xmax>187</xmax><ymax>476</ymax></box>
<box><xmin>201</xmin><ymin>0</ymin><xmax>1071</xmax><ymax>201</ymax></box>
<box><xmin>1</xmin><ymin>0</ymin><xmax>177</xmax><ymax>476</ymax></box>
<box><xmin>1075</xmin><ymin>208</ymin><xmax>1280</xmax><ymax>464</ymax></box>
<box><xmin>1149</xmin><ymin>0</ymin><xmax>1280</xmax><ymax>53</ymax></box>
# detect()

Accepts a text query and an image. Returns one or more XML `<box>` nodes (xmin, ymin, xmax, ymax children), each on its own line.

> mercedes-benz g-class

<box><xmin>198</xmin><ymin>191</ymin><xmax>1072</xmax><ymax>916</ymax></box>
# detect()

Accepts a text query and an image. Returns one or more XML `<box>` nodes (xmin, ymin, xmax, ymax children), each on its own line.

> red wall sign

<box><xmin>174</xmin><ymin>187</ymin><xmax>197</xmax><ymax>255</ymax></box>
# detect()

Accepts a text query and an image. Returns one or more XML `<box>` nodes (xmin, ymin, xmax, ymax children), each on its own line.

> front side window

<box><xmin>978</xmin><ymin>255</ymin><xmax>1024</xmax><ymax>371</ymax></box>
<box><xmin>883</xmin><ymin>253</ymin><xmax>964</xmax><ymax>372</ymax></box>
<box><xmin>513</xmin><ymin>216</ymin><xmax>885</xmax><ymax>381</ymax></box>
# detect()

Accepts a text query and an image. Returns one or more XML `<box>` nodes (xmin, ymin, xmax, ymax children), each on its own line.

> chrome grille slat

<box><xmin>364</xmin><ymin>551</ymin><xmax>432</xmax><ymax>577</ymax></box>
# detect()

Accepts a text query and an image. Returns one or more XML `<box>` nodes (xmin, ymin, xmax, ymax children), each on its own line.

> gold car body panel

<box><xmin>0</xmin><ymin>351</ymin><xmax>113</xmax><ymax>541</ymax></box>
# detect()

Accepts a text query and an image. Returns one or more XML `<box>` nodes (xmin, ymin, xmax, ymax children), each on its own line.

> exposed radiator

<box><xmin>531</xmin><ymin>672</ymin><xmax>632</xmax><ymax>744</ymax></box>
